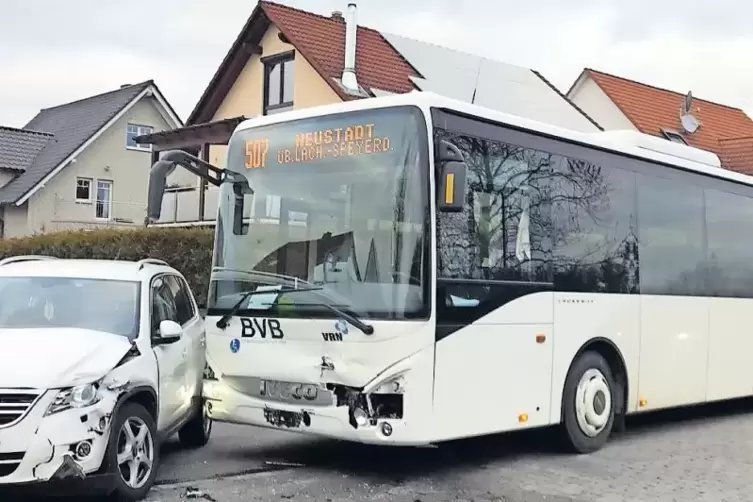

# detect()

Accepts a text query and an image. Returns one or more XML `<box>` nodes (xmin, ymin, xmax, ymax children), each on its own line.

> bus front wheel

<box><xmin>561</xmin><ymin>350</ymin><xmax>616</xmax><ymax>454</ymax></box>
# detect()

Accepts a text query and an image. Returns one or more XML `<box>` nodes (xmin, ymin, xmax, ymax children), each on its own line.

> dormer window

<box><xmin>661</xmin><ymin>128</ymin><xmax>688</xmax><ymax>145</ymax></box>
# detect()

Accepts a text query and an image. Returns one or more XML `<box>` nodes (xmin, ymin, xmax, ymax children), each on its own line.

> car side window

<box><xmin>151</xmin><ymin>276</ymin><xmax>179</xmax><ymax>335</ymax></box>
<box><xmin>164</xmin><ymin>275</ymin><xmax>195</xmax><ymax>326</ymax></box>
<box><xmin>178</xmin><ymin>277</ymin><xmax>198</xmax><ymax>319</ymax></box>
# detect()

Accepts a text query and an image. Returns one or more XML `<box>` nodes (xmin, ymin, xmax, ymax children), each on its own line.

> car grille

<box><xmin>0</xmin><ymin>452</ymin><xmax>24</xmax><ymax>477</ymax></box>
<box><xmin>0</xmin><ymin>390</ymin><xmax>42</xmax><ymax>427</ymax></box>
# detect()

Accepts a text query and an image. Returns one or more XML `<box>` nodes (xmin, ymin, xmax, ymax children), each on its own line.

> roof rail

<box><xmin>0</xmin><ymin>255</ymin><xmax>59</xmax><ymax>267</ymax></box>
<box><xmin>137</xmin><ymin>258</ymin><xmax>169</xmax><ymax>270</ymax></box>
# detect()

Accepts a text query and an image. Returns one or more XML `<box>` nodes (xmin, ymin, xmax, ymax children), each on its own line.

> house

<box><xmin>567</xmin><ymin>68</ymin><xmax>753</xmax><ymax>174</ymax></box>
<box><xmin>0</xmin><ymin>81</ymin><xmax>183</xmax><ymax>238</ymax></box>
<box><xmin>137</xmin><ymin>0</ymin><xmax>600</xmax><ymax>226</ymax></box>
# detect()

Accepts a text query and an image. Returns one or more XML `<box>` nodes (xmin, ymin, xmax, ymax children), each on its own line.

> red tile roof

<box><xmin>260</xmin><ymin>1</ymin><xmax>420</xmax><ymax>98</ymax></box>
<box><xmin>580</xmin><ymin>69</ymin><xmax>753</xmax><ymax>172</ymax></box>
<box><xmin>187</xmin><ymin>1</ymin><xmax>421</xmax><ymax>123</ymax></box>
<box><xmin>719</xmin><ymin>136</ymin><xmax>753</xmax><ymax>175</ymax></box>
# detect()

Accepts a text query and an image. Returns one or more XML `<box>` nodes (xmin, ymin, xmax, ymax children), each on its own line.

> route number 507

<box><xmin>245</xmin><ymin>139</ymin><xmax>270</xmax><ymax>169</ymax></box>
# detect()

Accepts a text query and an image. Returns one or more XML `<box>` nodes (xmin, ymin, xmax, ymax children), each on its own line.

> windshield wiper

<box><xmin>212</xmin><ymin>267</ymin><xmax>319</xmax><ymax>288</ymax></box>
<box><xmin>292</xmin><ymin>302</ymin><xmax>374</xmax><ymax>335</ymax></box>
<box><xmin>214</xmin><ymin>287</ymin><xmax>375</xmax><ymax>335</ymax></box>
<box><xmin>215</xmin><ymin>286</ymin><xmax>323</xmax><ymax>329</ymax></box>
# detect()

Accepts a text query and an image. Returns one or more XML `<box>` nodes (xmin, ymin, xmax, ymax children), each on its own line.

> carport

<box><xmin>134</xmin><ymin>116</ymin><xmax>247</xmax><ymax>225</ymax></box>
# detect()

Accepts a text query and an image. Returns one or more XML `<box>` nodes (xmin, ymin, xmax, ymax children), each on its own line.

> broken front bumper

<box><xmin>203</xmin><ymin>379</ymin><xmax>422</xmax><ymax>446</ymax></box>
<box><xmin>0</xmin><ymin>389</ymin><xmax>116</xmax><ymax>490</ymax></box>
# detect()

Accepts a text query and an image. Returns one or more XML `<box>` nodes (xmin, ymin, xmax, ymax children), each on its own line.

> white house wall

<box><xmin>19</xmin><ymin>95</ymin><xmax>174</xmax><ymax>235</ymax></box>
<box><xmin>2</xmin><ymin>205</ymin><xmax>28</xmax><ymax>238</ymax></box>
<box><xmin>567</xmin><ymin>77</ymin><xmax>637</xmax><ymax>131</ymax></box>
<box><xmin>1</xmin><ymin>171</ymin><xmax>26</xmax><ymax>238</ymax></box>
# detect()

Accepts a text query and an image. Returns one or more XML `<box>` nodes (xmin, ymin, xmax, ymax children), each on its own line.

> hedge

<box><xmin>0</xmin><ymin>227</ymin><xmax>214</xmax><ymax>307</ymax></box>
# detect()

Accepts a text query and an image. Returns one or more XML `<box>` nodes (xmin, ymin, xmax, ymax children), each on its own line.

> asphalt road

<box><xmin>155</xmin><ymin>422</ymin><xmax>317</xmax><ymax>485</ymax></box>
<box><xmin>15</xmin><ymin>398</ymin><xmax>753</xmax><ymax>501</ymax></box>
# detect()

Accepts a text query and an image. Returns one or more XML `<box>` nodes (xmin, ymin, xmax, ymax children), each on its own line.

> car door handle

<box><xmin>182</xmin><ymin>348</ymin><xmax>189</xmax><ymax>359</ymax></box>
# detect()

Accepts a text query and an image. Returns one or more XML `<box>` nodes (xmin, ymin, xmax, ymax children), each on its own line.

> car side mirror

<box><xmin>154</xmin><ymin>320</ymin><xmax>182</xmax><ymax>345</ymax></box>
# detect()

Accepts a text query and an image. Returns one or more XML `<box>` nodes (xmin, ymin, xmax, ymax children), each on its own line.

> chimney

<box><xmin>331</xmin><ymin>10</ymin><xmax>344</xmax><ymax>21</ymax></box>
<box><xmin>341</xmin><ymin>3</ymin><xmax>360</xmax><ymax>94</ymax></box>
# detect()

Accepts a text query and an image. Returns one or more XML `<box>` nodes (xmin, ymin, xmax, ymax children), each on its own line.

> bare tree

<box><xmin>436</xmin><ymin>129</ymin><xmax>638</xmax><ymax>293</ymax></box>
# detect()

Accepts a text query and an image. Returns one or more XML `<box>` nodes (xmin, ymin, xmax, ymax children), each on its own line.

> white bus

<box><xmin>146</xmin><ymin>91</ymin><xmax>753</xmax><ymax>453</ymax></box>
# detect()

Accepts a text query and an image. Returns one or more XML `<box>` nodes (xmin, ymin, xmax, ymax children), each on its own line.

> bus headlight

<box><xmin>353</xmin><ymin>407</ymin><xmax>368</xmax><ymax>426</ymax></box>
<box><xmin>370</xmin><ymin>375</ymin><xmax>405</xmax><ymax>395</ymax></box>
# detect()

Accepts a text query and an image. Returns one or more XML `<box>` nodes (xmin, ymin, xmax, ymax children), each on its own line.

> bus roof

<box><xmin>234</xmin><ymin>91</ymin><xmax>753</xmax><ymax>189</ymax></box>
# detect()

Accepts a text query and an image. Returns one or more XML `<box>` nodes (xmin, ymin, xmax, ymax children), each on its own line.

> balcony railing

<box><xmin>151</xmin><ymin>186</ymin><xmax>220</xmax><ymax>226</ymax></box>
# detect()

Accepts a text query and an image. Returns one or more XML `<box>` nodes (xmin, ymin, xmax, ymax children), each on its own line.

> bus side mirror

<box><xmin>146</xmin><ymin>158</ymin><xmax>177</xmax><ymax>224</ymax></box>
<box><xmin>436</xmin><ymin>140</ymin><xmax>467</xmax><ymax>213</ymax></box>
<box><xmin>144</xmin><ymin>150</ymin><xmax>231</xmax><ymax>226</ymax></box>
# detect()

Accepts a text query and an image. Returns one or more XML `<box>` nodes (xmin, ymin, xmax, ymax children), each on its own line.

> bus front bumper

<box><xmin>203</xmin><ymin>379</ymin><xmax>424</xmax><ymax>446</ymax></box>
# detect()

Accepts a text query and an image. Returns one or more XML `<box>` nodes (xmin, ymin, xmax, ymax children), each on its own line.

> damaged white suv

<box><xmin>0</xmin><ymin>256</ymin><xmax>211</xmax><ymax>501</ymax></box>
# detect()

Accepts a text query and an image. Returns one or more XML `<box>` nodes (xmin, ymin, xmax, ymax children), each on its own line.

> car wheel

<box><xmin>561</xmin><ymin>350</ymin><xmax>617</xmax><ymax>454</ymax></box>
<box><xmin>178</xmin><ymin>398</ymin><xmax>212</xmax><ymax>448</ymax></box>
<box><xmin>104</xmin><ymin>402</ymin><xmax>159</xmax><ymax>501</ymax></box>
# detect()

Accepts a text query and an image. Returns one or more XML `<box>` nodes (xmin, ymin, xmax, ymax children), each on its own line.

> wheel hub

<box><xmin>116</xmin><ymin>417</ymin><xmax>154</xmax><ymax>490</ymax></box>
<box><xmin>593</xmin><ymin>390</ymin><xmax>606</xmax><ymax>415</ymax></box>
<box><xmin>574</xmin><ymin>368</ymin><xmax>612</xmax><ymax>438</ymax></box>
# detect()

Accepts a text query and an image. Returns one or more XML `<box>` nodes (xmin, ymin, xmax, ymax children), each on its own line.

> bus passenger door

<box><xmin>431</xmin><ymin>136</ymin><xmax>554</xmax><ymax>441</ymax></box>
<box><xmin>433</xmin><ymin>280</ymin><xmax>554</xmax><ymax>440</ymax></box>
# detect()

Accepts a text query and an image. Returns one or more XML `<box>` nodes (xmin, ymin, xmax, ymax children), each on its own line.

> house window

<box><xmin>76</xmin><ymin>177</ymin><xmax>92</xmax><ymax>201</ymax></box>
<box><xmin>95</xmin><ymin>180</ymin><xmax>113</xmax><ymax>219</ymax></box>
<box><xmin>126</xmin><ymin>124</ymin><xmax>154</xmax><ymax>151</ymax></box>
<box><xmin>263</xmin><ymin>52</ymin><xmax>294</xmax><ymax>115</ymax></box>
<box><xmin>661</xmin><ymin>129</ymin><xmax>688</xmax><ymax>145</ymax></box>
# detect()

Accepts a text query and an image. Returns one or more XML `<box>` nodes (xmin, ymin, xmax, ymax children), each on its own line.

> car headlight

<box><xmin>45</xmin><ymin>382</ymin><xmax>102</xmax><ymax>416</ymax></box>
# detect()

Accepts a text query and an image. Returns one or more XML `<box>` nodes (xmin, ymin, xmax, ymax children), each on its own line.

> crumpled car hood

<box><xmin>0</xmin><ymin>328</ymin><xmax>134</xmax><ymax>389</ymax></box>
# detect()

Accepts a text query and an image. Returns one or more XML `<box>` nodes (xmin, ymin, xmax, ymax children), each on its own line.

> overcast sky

<box><xmin>1</xmin><ymin>0</ymin><xmax>749</xmax><ymax>128</ymax></box>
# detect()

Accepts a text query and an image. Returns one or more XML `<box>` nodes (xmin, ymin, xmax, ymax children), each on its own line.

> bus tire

<box><xmin>561</xmin><ymin>350</ymin><xmax>616</xmax><ymax>454</ymax></box>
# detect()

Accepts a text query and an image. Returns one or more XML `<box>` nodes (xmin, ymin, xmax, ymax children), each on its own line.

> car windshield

<box><xmin>0</xmin><ymin>276</ymin><xmax>140</xmax><ymax>338</ymax></box>
<box><xmin>207</xmin><ymin>105</ymin><xmax>431</xmax><ymax>321</ymax></box>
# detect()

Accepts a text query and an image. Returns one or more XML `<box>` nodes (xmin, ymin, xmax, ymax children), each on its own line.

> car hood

<box><xmin>0</xmin><ymin>328</ymin><xmax>135</xmax><ymax>389</ymax></box>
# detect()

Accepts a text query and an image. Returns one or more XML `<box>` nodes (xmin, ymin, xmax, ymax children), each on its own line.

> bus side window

<box><xmin>435</xmin><ymin>129</ymin><xmax>554</xmax><ymax>324</ymax></box>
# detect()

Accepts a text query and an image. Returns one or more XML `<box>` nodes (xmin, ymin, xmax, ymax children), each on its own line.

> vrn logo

<box><xmin>322</xmin><ymin>319</ymin><xmax>348</xmax><ymax>342</ymax></box>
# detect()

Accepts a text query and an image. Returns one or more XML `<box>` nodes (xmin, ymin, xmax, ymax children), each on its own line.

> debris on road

<box><xmin>265</xmin><ymin>460</ymin><xmax>306</xmax><ymax>468</ymax></box>
<box><xmin>183</xmin><ymin>486</ymin><xmax>218</xmax><ymax>502</ymax></box>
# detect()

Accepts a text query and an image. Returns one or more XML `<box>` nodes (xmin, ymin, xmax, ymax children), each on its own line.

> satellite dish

<box><xmin>680</xmin><ymin>90</ymin><xmax>700</xmax><ymax>134</ymax></box>
<box><xmin>681</xmin><ymin>113</ymin><xmax>700</xmax><ymax>134</ymax></box>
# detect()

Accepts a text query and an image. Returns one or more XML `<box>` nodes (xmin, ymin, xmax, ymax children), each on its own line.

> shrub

<box><xmin>0</xmin><ymin>227</ymin><xmax>214</xmax><ymax>306</ymax></box>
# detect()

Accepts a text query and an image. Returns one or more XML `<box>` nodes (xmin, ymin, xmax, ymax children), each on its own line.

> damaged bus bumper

<box><xmin>0</xmin><ymin>388</ymin><xmax>117</xmax><ymax>493</ymax></box>
<box><xmin>203</xmin><ymin>374</ymin><xmax>426</xmax><ymax>446</ymax></box>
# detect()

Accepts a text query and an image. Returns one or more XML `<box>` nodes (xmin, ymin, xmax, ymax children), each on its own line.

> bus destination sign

<box><xmin>244</xmin><ymin>122</ymin><xmax>393</xmax><ymax>169</ymax></box>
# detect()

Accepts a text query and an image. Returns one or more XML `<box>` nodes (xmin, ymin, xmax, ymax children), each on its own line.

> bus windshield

<box><xmin>208</xmin><ymin>106</ymin><xmax>431</xmax><ymax>321</ymax></box>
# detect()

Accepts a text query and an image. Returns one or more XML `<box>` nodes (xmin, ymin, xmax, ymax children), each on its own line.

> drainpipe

<box><xmin>341</xmin><ymin>2</ymin><xmax>360</xmax><ymax>93</ymax></box>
